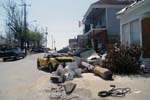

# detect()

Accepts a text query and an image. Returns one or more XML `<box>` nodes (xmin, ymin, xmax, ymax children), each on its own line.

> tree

<box><xmin>4</xmin><ymin>0</ymin><xmax>45</xmax><ymax>51</ymax></box>
<box><xmin>28</xmin><ymin>26</ymin><xmax>45</xmax><ymax>49</ymax></box>
<box><xmin>4</xmin><ymin>0</ymin><xmax>25</xmax><ymax>49</ymax></box>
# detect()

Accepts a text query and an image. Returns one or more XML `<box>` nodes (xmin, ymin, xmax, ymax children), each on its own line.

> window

<box><xmin>130</xmin><ymin>19</ymin><xmax>140</xmax><ymax>46</ymax></box>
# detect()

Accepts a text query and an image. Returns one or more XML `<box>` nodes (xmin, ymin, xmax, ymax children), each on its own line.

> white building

<box><xmin>117</xmin><ymin>0</ymin><xmax>150</xmax><ymax>58</ymax></box>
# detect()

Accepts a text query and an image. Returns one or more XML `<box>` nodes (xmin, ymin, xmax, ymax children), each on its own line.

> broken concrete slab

<box><xmin>74</xmin><ymin>68</ymin><xmax>82</xmax><ymax>78</ymax></box>
<box><xmin>55</xmin><ymin>64</ymin><xmax>65</xmax><ymax>76</ymax></box>
<box><xmin>81</xmin><ymin>61</ymin><xmax>94</xmax><ymax>71</ymax></box>
<box><xmin>65</xmin><ymin>70</ymin><xmax>75</xmax><ymax>81</ymax></box>
<box><xmin>64</xmin><ymin>83</ymin><xmax>77</xmax><ymax>94</ymax></box>
<box><xmin>65</xmin><ymin>62</ymin><xmax>82</xmax><ymax>80</ymax></box>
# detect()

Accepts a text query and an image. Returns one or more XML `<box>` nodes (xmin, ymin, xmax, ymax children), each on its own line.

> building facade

<box><xmin>68</xmin><ymin>38</ymin><xmax>78</xmax><ymax>51</ymax></box>
<box><xmin>117</xmin><ymin>0</ymin><xmax>150</xmax><ymax>58</ymax></box>
<box><xmin>82</xmin><ymin>0</ymin><xmax>133</xmax><ymax>51</ymax></box>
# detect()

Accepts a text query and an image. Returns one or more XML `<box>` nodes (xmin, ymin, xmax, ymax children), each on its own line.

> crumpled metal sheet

<box><xmin>80</xmin><ymin>49</ymin><xmax>100</xmax><ymax>60</ymax></box>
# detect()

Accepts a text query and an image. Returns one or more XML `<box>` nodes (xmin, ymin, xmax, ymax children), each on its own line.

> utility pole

<box><xmin>54</xmin><ymin>39</ymin><xmax>56</xmax><ymax>51</ymax></box>
<box><xmin>19</xmin><ymin>1</ymin><xmax>31</xmax><ymax>56</ymax></box>
<box><xmin>45</xmin><ymin>27</ymin><xmax>48</xmax><ymax>48</ymax></box>
<box><xmin>51</xmin><ymin>35</ymin><xmax>53</xmax><ymax>50</ymax></box>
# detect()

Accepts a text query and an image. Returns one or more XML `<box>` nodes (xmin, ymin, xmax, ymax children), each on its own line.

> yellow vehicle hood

<box><xmin>55</xmin><ymin>56</ymin><xmax>74</xmax><ymax>61</ymax></box>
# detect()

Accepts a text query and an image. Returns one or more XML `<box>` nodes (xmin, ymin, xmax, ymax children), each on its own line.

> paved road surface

<box><xmin>0</xmin><ymin>53</ymin><xmax>150</xmax><ymax>100</ymax></box>
<box><xmin>0</xmin><ymin>53</ymin><xmax>50</xmax><ymax>100</ymax></box>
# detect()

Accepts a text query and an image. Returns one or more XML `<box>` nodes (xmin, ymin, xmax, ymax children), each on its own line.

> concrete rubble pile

<box><xmin>51</xmin><ymin>62</ymin><xmax>82</xmax><ymax>83</ymax></box>
<box><xmin>50</xmin><ymin>49</ymin><xmax>113</xmax><ymax>83</ymax></box>
<box><xmin>75</xmin><ymin>49</ymin><xmax>112</xmax><ymax>80</ymax></box>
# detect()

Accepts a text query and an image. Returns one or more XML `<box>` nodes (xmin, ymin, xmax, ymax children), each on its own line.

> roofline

<box><xmin>83</xmin><ymin>4</ymin><xmax>128</xmax><ymax>23</ymax></box>
<box><xmin>117</xmin><ymin>0</ymin><xmax>150</xmax><ymax>18</ymax></box>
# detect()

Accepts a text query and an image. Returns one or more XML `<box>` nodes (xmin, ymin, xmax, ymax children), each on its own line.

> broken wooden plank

<box><xmin>93</xmin><ymin>66</ymin><xmax>112</xmax><ymax>80</ymax></box>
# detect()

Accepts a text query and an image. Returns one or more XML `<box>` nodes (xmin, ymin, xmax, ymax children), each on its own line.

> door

<box><xmin>142</xmin><ymin>18</ymin><xmax>150</xmax><ymax>58</ymax></box>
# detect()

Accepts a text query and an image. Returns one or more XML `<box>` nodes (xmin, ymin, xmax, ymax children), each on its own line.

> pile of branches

<box><xmin>103</xmin><ymin>44</ymin><xmax>141</xmax><ymax>74</ymax></box>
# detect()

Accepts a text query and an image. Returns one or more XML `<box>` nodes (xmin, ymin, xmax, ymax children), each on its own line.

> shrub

<box><xmin>103</xmin><ymin>44</ymin><xmax>141</xmax><ymax>74</ymax></box>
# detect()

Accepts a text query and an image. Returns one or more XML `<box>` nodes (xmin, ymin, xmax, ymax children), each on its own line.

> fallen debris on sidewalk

<box><xmin>81</xmin><ymin>61</ymin><xmax>94</xmax><ymax>72</ymax></box>
<box><xmin>64</xmin><ymin>83</ymin><xmax>77</xmax><ymax>94</ymax></box>
<box><xmin>80</xmin><ymin>49</ymin><xmax>100</xmax><ymax>64</ymax></box>
<box><xmin>65</xmin><ymin>62</ymin><xmax>82</xmax><ymax>80</ymax></box>
<box><xmin>48</xmin><ymin>82</ymin><xmax>93</xmax><ymax>100</ymax></box>
<box><xmin>51</xmin><ymin>62</ymin><xmax>82</xmax><ymax>83</ymax></box>
<box><xmin>93</xmin><ymin>66</ymin><xmax>112</xmax><ymax>80</ymax></box>
<box><xmin>49</xmin><ymin>83</ymin><xmax>81</xmax><ymax>100</ymax></box>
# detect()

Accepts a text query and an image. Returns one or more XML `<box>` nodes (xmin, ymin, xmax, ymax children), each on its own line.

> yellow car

<box><xmin>37</xmin><ymin>53</ymin><xmax>74</xmax><ymax>72</ymax></box>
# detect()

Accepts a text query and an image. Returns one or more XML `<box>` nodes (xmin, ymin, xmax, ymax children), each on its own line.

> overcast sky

<box><xmin>0</xmin><ymin>0</ymin><xmax>97</xmax><ymax>50</ymax></box>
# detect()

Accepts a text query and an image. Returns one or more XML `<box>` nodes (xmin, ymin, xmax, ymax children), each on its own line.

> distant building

<box><xmin>82</xmin><ymin>0</ymin><xmax>133</xmax><ymax>50</ymax></box>
<box><xmin>117</xmin><ymin>0</ymin><xmax>150</xmax><ymax>58</ymax></box>
<box><xmin>69</xmin><ymin>38</ymin><xmax>78</xmax><ymax>50</ymax></box>
<box><xmin>77</xmin><ymin>35</ymin><xmax>85</xmax><ymax>49</ymax></box>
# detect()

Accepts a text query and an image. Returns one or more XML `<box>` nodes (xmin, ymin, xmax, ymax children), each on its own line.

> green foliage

<box><xmin>4</xmin><ymin>0</ymin><xmax>45</xmax><ymax>50</ymax></box>
<box><xmin>103</xmin><ymin>45</ymin><xmax>141</xmax><ymax>74</ymax></box>
<box><xmin>27</xmin><ymin>30</ymin><xmax>44</xmax><ymax>48</ymax></box>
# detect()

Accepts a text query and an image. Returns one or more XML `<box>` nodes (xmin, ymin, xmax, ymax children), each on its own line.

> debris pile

<box><xmin>48</xmin><ymin>83</ymin><xmax>93</xmax><ymax>100</ymax></box>
<box><xmin>49</xmin><ymin>83</ymin><xmax>81</xmax><ymax>100</ymax></box>
<box><xmin>51</xmin><ymin>62</ymin><xmax>82</xmax><ymax>83</ymax></box>
<box><xmin>50</xmin><ymin>49</ymin><xmax>113</xmax><ymax>83</ymax></box>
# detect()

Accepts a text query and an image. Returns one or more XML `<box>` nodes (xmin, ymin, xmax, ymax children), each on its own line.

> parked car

<box><xmin>37</xmin><ymin>53</ymin><xmax>74</xmax><ymax>72</ymax></box>
<box><xmin>1</xmin><ymin>47</ymin><xmax>25</xmax><ymax>61</ymax></box>
<box><xmin>31</xmin><ymin>48</ymin><xmax>44</xmax><ymax>53</ymax></box>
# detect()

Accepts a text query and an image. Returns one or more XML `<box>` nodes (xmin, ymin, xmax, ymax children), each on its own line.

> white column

<box><xmin>128</xmin><ymin>22</ymin><xmax>131</xmax><ymax>46</ymax></box>
<box><xmin>120</xmin><ymin>23</ymin><xmax>123</xmax><ymax>44</ymax></box>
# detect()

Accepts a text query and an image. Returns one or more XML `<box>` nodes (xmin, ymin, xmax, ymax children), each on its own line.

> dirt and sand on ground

<box><xmin>0</xmin><ymin>54</ymin><xmax>150</xmax><ymax>100</ymax></box>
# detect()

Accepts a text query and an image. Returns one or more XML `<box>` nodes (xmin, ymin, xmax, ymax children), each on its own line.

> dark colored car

<box><xmin>1</xmin><ymin>47</ymin><xmax>25</xmax><ymax>61</ymax></box>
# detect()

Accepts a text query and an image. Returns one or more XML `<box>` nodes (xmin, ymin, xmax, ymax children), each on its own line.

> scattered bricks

<box><xmin>93</xmin><ymin>66</ymin><xmax>112</xmax><ymax>80</ymax></box>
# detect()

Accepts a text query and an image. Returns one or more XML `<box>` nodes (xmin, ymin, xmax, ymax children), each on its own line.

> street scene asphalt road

<box><xmin>0</xmin><ymin>53</ymin><xmax>150</xmax><ymax>100</ymax></box>
<box><xmin>0</xmin><ymin>54</ymin><xmax>150</xmax><ymax>100</ymax></box>
<box><xmin>0</xmin><ymin>53</ymin><xmax>51</xmax><ymax>100</ymax></box>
